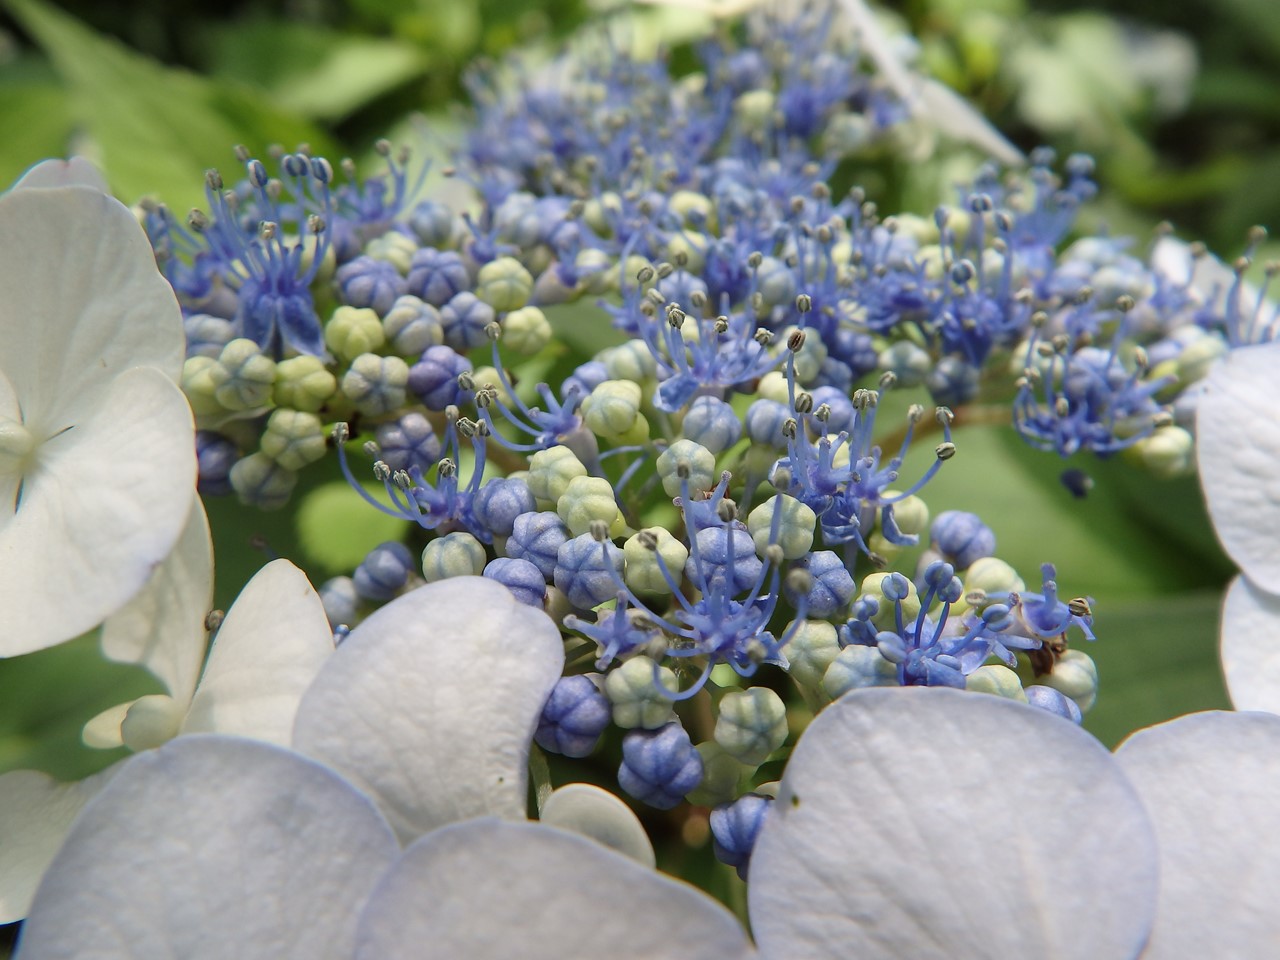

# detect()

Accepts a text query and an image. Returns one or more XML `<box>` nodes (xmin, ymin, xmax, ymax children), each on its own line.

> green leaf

<box><xmin>0</xmin><ymin>69</ymin><xmax>73</xmax><ymax>189</ymax></box>
<box><xmin>294</xmin><ymin>480</ymin><xmax>410</xmax><ymax>577</ymax></box>
<box><xmin>0</xmin><ymin>633</ymin><xmax>161</xmax><ymax>779</ymax></box>
<box><xmin>207</xmin><ymin>20</ymin><xmax>429</xmax><ymax>122</ymax></box>
<box><xmin>5</xmin><ymin>0</ymin><xmax>334</xmax><ymax>209</ymax></box>
<box><xmin>1081</xmin><ymin>591</ymin><xmax>1230</xmax><ymax>749</ymax></box>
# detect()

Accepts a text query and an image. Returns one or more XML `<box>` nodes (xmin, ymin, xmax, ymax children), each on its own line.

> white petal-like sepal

<box><xmin>182</xmin><ymin>559</ymin><xmax>333</xmax><ymax>744</ymax></box>
<box><xmin>541</xmin><ymin>783</ymin><xmax>656</xmax><ymax>867</ymax></box>
<box><xmin>748</xmin><ymin>687</ymin><xmax>1157</xmax><ymax>960</ymax></box>
<box><xmin>293</xmin><ymin>576</ymin><xmax>565</xmax><ymax>842</ymax></box>
<box><xmin>1196</xmin><ymin>340</ymin><xmax>1280</xmax><ymax>593</ymax></box>
<box><xmin>354</xmin><ymin>819</ymin><xmax>753</xmax><ymax>959</ymax></box>
<box><xmin>0</xmin><ymin>767</ymin><xmax>113</xmax><ymax>924</ymax></box>
<box><xmin>1116</xmin><ymin>711</ymin><xmax>1280</xmax><ymax>959</ymax></box>
<box><xmin>1220</xmin><ymin>574</ymin><xmax>1280</xmax><ymax>712</ymax></box>
<box><xmin>19</xmin><ymin>736</ymin><xmax>399</xmax><ymax>960</ymax></box>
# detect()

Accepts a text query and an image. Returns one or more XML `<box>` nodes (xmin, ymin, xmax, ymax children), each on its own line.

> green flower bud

<box><xmin>1041</xmin><ymin>650</ymin><xmax>1099</xmax><ymax>713</ymax></box>
<box><xmin>211</xmin><ymin>339</ymin><xmax>276</xmax><ymax>411</ymax></box>
<box><xmin>656</xmin><ymin>439</ymin><xmax>716</xmax><ymax>498</ymax></box>
<box><xmin>1174</xmin><ymin>331</ymin><xmax>1228</xmax><ymax>386</ymax></box>
<box><xmin>501</xmin><ymin>306</ymin><xmax>552</xmax><ymax>355</ymax></box>
<box><xmin>557</xmin><ymin>475</ymin><xmax>623</xmax><ymax>538</ymax></box>
<box><xmin>757</xmin><ymin>371</ymin><xmax>790</xmax><ymax>404</ymax></box>
<box><xmin>754</xmin><ymin>256</ymin><xmax>797</xmax><ymax>308</ymax></box>
<box><xmin>601</xmin><ymin>339</ymin><xmax>658</xmax><ymax>382</ymax></box>
<box><xmin>964</xmin><ymin>557</ymin><xmax>1025</xmax><ymax>597</ymax></box>
<box><xmin>734</xmin><ymin>89</ymin><xmax>775</xmax><ymax>130</ymax></box>
<box><xmin>583</xmin><ymin>380</ymin><xmax>648</xmax><ymax>443</ymax></box>
<box><xmin>714</xmin><ymin>687</ymin><xmax>788</xmax><ymax>766</ymax></box>
<box><xmin>382</xmin><ymin>295</ymin><xmax>444</xmax><ymax>357</ymax></box>
<box><xmin>527</xmin><ymin>446</ymin><xmax>588</xmax><ymax>508</ymax></box>
<box><xmin>784</xmin><ymin>619</ymin><xmax>841</xmax><ymax>699</ymax></box>
<box><xmin>364</xmin><ymin>231</ymin><xmax>417</xmax><ymax>274</ymax></box>
<box><xmin>747</xmin><ymin>494</ymin><xmax>816</xmax><ymax>559</ymax></box>
<box><xmin>821</xmin><ymin>111</ymin><xmax>872</xmax><ymax>158</ymax></box>
<box><xmin>823</xmin><ymin>644</ymin><xmax>898</xmax><ymax>700</ymax></box>
<box><xmin>181</xmin><ymin>356</ymin><xmax>224</xmax><ymax>417</ymax></box>
<box><xmin>877</xmin><ymin>340</ymin><xmax>931</xmax><ymax>389</ymax></box>
<box><xmin>325</xmin><ymin>305</ymin><xmax>386</xmax><ymax>362</ymax></box>
<box><xmin>1125</xmin><ymin>425</ymin><xmax>1194</xmax><ymax>480</ymax></box>
<box><xmin>859</xmin><ymin>572</ymin><xmax>920</xmax><ymax>631</ymax></box>
<box><xmin>623</xmin><ymin>528</ymin><xmax>689</xmax><ymax>595</ymax></box>
<box><xmin>260</xmin><ymin>409</ymin><xmax>327</xmax><ymax>471</ymax></box>
<box><xmin>582</xmin><ymin>192</ymin><xmax>621</xmax><ymax>237</ymax></box>
<box><xmin>965</xmin><ymin>664</ymin><xmax>1028</xmax><ymax>702</ymax></box>
<box><xmin>605</xmin><ymin>656</ymin><xmax>677</xmax><ymax>729</ymax></box>
<box><xmin>668</xmin><ymin>190</ymin><xmax>715</xmax><ymax>231</ymax></box>
<box><xmin>781</xmin><ymin>325</ymin><xmax>827</xmax><ymax>384</ymax></box>
<box><xmin>476</xmin><ymin>255</ymin><xmax>535</xmax><ymax>311</ymax></box>
<box><xmin>273</xmin><ymin>356</ymin><xmax>337</xmax><ymax>413</ymax></box>
<box><xmin>229</xmin><ymin>452</ymin><xmax>296</xmax><ymax>510</ymax></box>
<box><xmin>574</xmin><ymin>248</ymin><xmax>614</xmax><ymax>295</ymax></box>
<box><xmin>884</xmin><ymin>492</ymin><xmax>929</xmax><ymax>538</ymax></box>
<box><xmin>341</xmin><ymin>353</ymin><xmax>409</xmax><ymax>416</ymax></box>
<box><xmin>685</xmin><ymin>741</ymin><xmax>749</xmax><ymax>807</ymax></box>
<box><xmin>421</xmin><ymin>532</ymin><xmax>487</xmax><ymax>582</ymax></box>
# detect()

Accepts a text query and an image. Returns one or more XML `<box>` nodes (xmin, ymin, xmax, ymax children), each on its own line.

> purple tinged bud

<box><xmin>439</xmin><ymin>291</ymin><xmax>497</xmax><ymax>352</ymax></box>
<box><xmin>406</xmin><ymin>248</ymin><xmax>471</xmax><ymax>307</ymax></box>
<box><xmin>618</xmin><ymin>722</ymin><xmax>704</xmax><ymax>810</ymax></box>
<box><xmin>554</xmin><ymin>533</ymin><xmax>624</xmax><ymax>609</ymax></box>
<box><xmin>535</xmin><ymin>674</ymin><xmax>611</xmax><ymax>757</ymax></box>
<box><xmin>352</xmin><ymin>541</ymin><xmax>415</xmax><ymax>601</ymax></box>
<box><xmin>1024</xmin><ymin>684</ymin><xmax>1084</xmax><ymax>724</ymax></box>
<box><xmin>376</xmin><ymin>413</ymin><xmax>442</xmax><ymax>474</ymax></box>
<box><xmin>786</xmin><ymin>550</ymin><xmax>855</xmax><ymax>619</ymax></box>
<box><xmin>483</xmin><ymin>556</ymin><xmax>547</xmax><ymax>607</ymax></box>
<box><xmin>408</xmin><ymin>345</ymin><xmax>472</xmax><ymax>410</ymax></box>
<box><xmin>682</xmin><ymin>396</ymin><xmax>744</xmax><ymax>454</ymax></box>
<box><xmin>930</xmin><ymin>510</ymin><xmax>996</xmax><ymax>570</ymax></box>
<box><xmin>318</xmin><ymin>576</ymin><xmax>359</xmax><ymax>627</ymax></box>
<box><xmin>195</xmin><ymin>431</ymin><xmax>238</xmax><ymax>497</ymax></box>
<box><xmin>710</xmin><ymin>793</ymin><xmax>774</xmax><ymax>879</ymax></box>
<box><xmin>335</xmin><ymin>256</ymin><xmax>407</xmax><ymax>316</ymax></box>
<box><xmin>474</xmin><ymin>477</ymin><xmax>537</xmax><ymax>538</ymax></box>
<box><xmin>507</xmin><ymin>511</ymin><xmax>571</xmax><ymax>579</ymax></box>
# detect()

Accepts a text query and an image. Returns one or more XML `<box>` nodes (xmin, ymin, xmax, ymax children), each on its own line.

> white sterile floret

<box><xmin>604</xmin><ymin>656</ymin><xmax>678</xmax><ymax>729</ymax></box>
<box><xmin>748</xmin><ymin>494</ymin><xmax>817</xmax><ymax>559</ymax></box>
<box><xmin>623</xmin><ymin>528</ymin><xmax>689</xmax><ymax>595</ymax></box>
<box><xmin>0</xmin><ymin>171</ymin><xmax>200</xmax><ymax>657</ymax></box>
<box><xmin>823</xmin><ymin>644</ymin><xmax>899</xmax><ymax>699</ymax></box>
<box><xmin>714</xmin><ymin>687</ymin><xmax>788</xmax><ymax>766</ymax></box>
<box><xmin>965</xmin><ymin>664</ymin><xmax>1029</xmax><ymax>702</ymax></box>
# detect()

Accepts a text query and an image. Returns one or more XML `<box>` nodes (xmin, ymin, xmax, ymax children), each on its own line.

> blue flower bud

<box><xmin>926</xmin><ymin>355</ymin><xmax>980</xmax><ymax>408</ymax></box>
<box><xmin>376</xmin><ymin>413</ymin><xmax>442</xmax><ymax>474</ymax></box>
<box><xmin>506</xmin><ymin>511</ymin><xmax>570</xmax><ymax>579</ymax></box>
<box><xmin>786</xmin><ymin>550</ymin><xmax>855</xmax><ymax>619</ymax></box>
<box><xmin>930</xmin><ymin>510</ymin><xmax>996</xmax><ymax>570</ymax></box>
<box><xmin>439</xmin><ymin>291</ymin><xmax>497</xmax><ymax>352</ymax></box>
<box><xmin>195</xmin><ymin>431</ymin><xmax>238</xmax><ymax>497</ymax></box>
<box><xmin>408</xmin><ymin>344</ymin><xmax>472</xmax><ymax>410</ymax></box>
<box><xmin>535</xmin><ymin>674</ymin><xmax>610</xmax><ymax>758</ymax></box>
<box><xmin>681</xmin><ymin>396</ymin><xmax>744</xmax><ymax>454</ymax></box>
<box><xmin>745</xmin><ymin>399</ymin><xmax>791</xmax><ymax>448</ymax></box>
<box><xmin>1024</xmin><ymin>684</ymin><xmax>1084</xmax><ymax>724</ymax></box>
<box><xmin>687</xmin><ymin>526</ymin><xmax>762</xmax><ymax>595</ymax></box>
<box><xmin>563</xmin><ymin>360</ymin><xmax>609</xmax><ymax>401</ymax></box>
<box><xmin>353</xmin><ymin>541</ymin><xmax>415</xmax><ymax>601</ymax></box>
<box><xmin>184</xmin><ymin>313</ymin><xmax>236</xmax><ymax>359</ymax></box>
<box><xmin>406</xmin><ymin>248</ymin><xmax>471</xmax><ymax>306</ymax></box>
<box><xmin>710</xmin><ymin>793</ymin><xmax>773</xmax><ymax>879</ymax></box>
<box><xmin>409</xmin><ymin>201</ymin><xmax>456</xmax><ymax>248</ymax></box>
<box><xmin>483</xmin><ymin>556</ymin><xmax>546</xmax><ymax>607</ymax></box>
<box><xmin>618</xmin><ymin>722</ymin><xmax>704</xmax><ymax>810</ymax></box>
<box><xmin>474</xmin><ymin>477</ymin><xmax>537</xmax><ymax>538</ymax></box>
<box><xmin>808</xmin><ymin>386</ymin><xmax>855</xmax><ymax>433</ymax></box>
<box><xmin>318</xmin><ymin>576</ymin><xmax>359</xmax><ymax>627</ymax></box>
<box><xmin>335</xmin><ymin>255</ymin><xmax>407</xmax><ymax>315</ymax></box>
<box><xmin>554</xmin><ymin>533</ymin><xmax>624</xmax><ymax>609</ymax></box>
<box><xmin>382</xmin><ymin>295</ymin><xmax>444</xmax><ymax>357</ymax></box>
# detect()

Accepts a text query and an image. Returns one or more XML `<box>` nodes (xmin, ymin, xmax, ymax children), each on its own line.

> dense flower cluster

<box><xmin>125</xmin><ymin>0</ymin><xmax>1274</xmax><ymax>879</ymax></box>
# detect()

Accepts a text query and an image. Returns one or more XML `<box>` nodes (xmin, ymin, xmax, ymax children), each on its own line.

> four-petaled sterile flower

<box><xmin>0</xmin><ymin>168</ymin><xmax>195</xmax><ymax>654</ymax></box>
